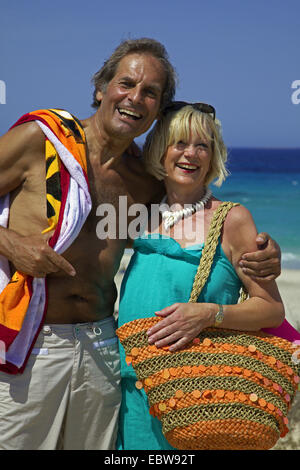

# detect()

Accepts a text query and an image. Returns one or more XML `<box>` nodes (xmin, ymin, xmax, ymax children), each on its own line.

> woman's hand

<box><xmin>147</xmin><ymin>303</ymin><xmax>217</xmax><ymax>352</ymax></box>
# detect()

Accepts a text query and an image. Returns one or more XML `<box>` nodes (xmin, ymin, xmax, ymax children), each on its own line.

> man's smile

<box><xmin>117</xmin><ymin>107</ymin><xmax>143</xmax><ymax>120</ymax></box>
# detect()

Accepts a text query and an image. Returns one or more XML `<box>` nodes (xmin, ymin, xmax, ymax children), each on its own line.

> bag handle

<box><xmin>189</xmin><ymin>201</ymin><xmax>247</xmax><ymax>303</ymax></box>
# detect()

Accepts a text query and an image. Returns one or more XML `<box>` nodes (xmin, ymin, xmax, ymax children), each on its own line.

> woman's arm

<box><xmin>215</xmin><ymin>205</ymin><xmax>285</xmax><ymax>330</ymax></box>
<box><xmin>147</xmin><ymin>205</ymin><xmax>285</xmax><ymax>351</ymax></box>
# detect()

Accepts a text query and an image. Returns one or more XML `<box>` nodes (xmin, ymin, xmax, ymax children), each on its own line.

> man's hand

<box><xmin>8</xmin><ymin>231</ymin><xmax>76</xmax><ymax>278</ymax></box>
<box><xmin>239</xmin><ymin>232</ymin><xmax>281</xmax><ymax>282</ymax></box>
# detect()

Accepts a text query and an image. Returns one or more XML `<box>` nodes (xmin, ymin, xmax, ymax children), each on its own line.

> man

<box><xmin>0</xmin><ymin>38</ymin><xmax>280</xmax><ymax>450</ymax></box>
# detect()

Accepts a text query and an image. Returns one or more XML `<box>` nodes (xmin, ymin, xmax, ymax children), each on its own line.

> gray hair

<box><xmin>91</xmin><ymin>38</ymin><xmax>177</xmax><ymax>111</ymax></box>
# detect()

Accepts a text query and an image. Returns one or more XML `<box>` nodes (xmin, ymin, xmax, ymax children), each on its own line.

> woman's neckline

<box><xmin>139</xmin><ymin>232</ymin><xmax>204</xmax><ymax>251</ymax></box>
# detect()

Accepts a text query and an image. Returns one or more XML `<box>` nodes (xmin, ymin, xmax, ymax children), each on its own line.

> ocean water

<box><xmin>213</xmin><ymin>148</ymin><xmax>300</xmax><ymax>269</ymax></box>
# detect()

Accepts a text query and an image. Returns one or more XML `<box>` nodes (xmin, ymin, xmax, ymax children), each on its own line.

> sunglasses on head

<box><xmin>162</xmin><ymin>101</ymin><xmax>216</xmax><ymax>120</ymax></box>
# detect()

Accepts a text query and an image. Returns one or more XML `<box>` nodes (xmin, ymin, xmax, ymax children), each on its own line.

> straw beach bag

<box><xmin>116</xmin><ymin>202</ymin><xmax>300</xmax><ymax>450</ymax></box>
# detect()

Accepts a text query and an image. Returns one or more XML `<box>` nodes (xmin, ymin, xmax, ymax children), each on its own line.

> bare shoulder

<box><xmin>222</xmin><ymin>203</ymin><xmax>258</xmax><ymax>258</ymax></box>
<box><xmin>0</xmin><ymin>120</ymin><xmax>45</xmax><ymax>158</ymax></box>
<box><xmin>0</xmin><ymin>121</ymin><xmax>45</xmax><ymax>195</ymax></box>
<box><xmin>224</xmin><ymin>204</ymin><xmax>256</xmax><ymax>230</ymax></box>
<box><xmin>122</xmin><ymin>153</ymin><xmax>164</xmax><ymax>203</ymax></box>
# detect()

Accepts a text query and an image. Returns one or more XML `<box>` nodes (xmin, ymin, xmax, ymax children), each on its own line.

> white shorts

<box><xmin>0</xmin><ymin>316</ymin><xmax>121</xmax><ymax>450</ymax></box>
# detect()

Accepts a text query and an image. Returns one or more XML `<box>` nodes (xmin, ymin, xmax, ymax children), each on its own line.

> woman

<box><xmin>116</xmin><ymin>102</ymin><xmax>285</xmax><ymax>450</ymax></box>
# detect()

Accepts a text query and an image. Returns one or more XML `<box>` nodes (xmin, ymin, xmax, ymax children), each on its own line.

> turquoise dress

<box><xmin>117</xmin><ymin>234</ymin><xmax>242</xmax><ymax>450</ymax></box>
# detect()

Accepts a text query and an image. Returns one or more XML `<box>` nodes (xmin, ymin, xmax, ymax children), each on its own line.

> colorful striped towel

<box><xmin>0</xmin><ymin>109</ymin><xmax>92</xmax><ymax>374</ymax></box>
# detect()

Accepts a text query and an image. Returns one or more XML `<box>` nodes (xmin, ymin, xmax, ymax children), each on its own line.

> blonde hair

<box><xmin>143</xmin><ymin>105</ymin><xmax>229</xmax><ymax>186</ymax></box>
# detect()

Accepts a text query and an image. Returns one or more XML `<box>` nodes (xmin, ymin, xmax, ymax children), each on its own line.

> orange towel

<box><xmin>0</xmin><ymin>109</ymin><xmax>91</xmax><ymax>374</ymax></box>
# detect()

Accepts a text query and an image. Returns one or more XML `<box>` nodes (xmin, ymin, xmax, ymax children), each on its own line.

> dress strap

<box><xmin>189</xmin><ymin>202</ymin><xmax>246</xmax><ymax>303</ymax></box>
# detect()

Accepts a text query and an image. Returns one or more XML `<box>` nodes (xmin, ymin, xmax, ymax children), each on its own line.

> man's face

<box><xmin>96</xmin><ymin>53</ymin><xmax>166</xmax><ymax>141</ymax></box>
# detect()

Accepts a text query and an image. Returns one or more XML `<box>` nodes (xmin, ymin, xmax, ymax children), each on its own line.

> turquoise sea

<box><xmin>213</xmin><ymin>148</ymin><xmax>300</xmax><ymax>269</ymax></box>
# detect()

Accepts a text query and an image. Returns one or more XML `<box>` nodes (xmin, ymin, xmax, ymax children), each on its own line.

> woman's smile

<box><xmin>163</xmin><ymin>130</ymin><xmax>212</xmax><ymax>190</ymax></box>
<box><xmin>175</xmin><ymin>162</ymin><xmax>199</xmax><ymax>173</ymax></box>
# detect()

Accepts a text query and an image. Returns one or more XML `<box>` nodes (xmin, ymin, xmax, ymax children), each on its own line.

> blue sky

<box><xmin>0</xmin><ymin>0</ymin><xmax>299</xmax><ymax>147</ymax></box>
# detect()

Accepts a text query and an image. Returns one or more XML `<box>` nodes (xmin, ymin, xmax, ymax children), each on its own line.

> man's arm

<box><xmin>239</xmin><ymin>233</ymin><xmax>281</xmax><ymax>281</ymax></box>
<box><xmin>0</xmin><ymin>122</ymin><xmax>40</xmax><ymax>197</ymax></box>
<box><xmin>0</xmin><ymin>122</ymin><xmax>75</xmax><ymax>278</ymax></box>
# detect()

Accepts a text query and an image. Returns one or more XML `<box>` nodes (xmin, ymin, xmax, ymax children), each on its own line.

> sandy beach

<box><xmin>272</xmin><ymin>269</ymin><xmax>300</xmax><ymax>450</ymax></box>
<box><xmin>276</xmin><ymin>269</ymin><xmax>300</xmax><ymax>332</ymax></box>
<box><xmin>115</xmin><ymin>257</ymin><xmax>300</xmax><ymax>450</ymax></box>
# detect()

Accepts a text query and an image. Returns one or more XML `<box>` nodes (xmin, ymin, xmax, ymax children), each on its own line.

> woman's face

<box><xmin>163</xmin><ymin>129</ymin><xmax>212</xmax><ymax>191</ymax></box>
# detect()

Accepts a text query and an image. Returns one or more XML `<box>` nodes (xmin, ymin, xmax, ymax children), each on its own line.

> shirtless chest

<box><xmin>8</xmin><ymin>144</ymin><xmax>160</xmax><ymax>323</ymax></box>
